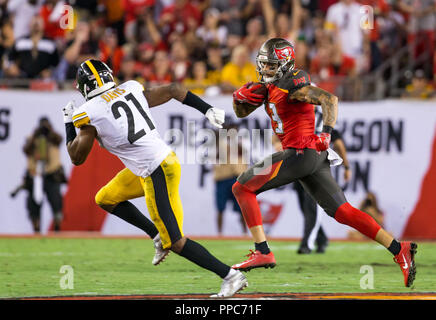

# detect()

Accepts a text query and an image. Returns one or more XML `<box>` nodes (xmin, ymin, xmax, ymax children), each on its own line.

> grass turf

<box><xmin>0</xmin><ymin>238</ymin><xmax>435</xmax><ymax>298</ymax></box>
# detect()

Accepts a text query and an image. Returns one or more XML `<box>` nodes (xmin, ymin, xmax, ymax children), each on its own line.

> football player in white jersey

<box><xmin>62</xmin><ymin>59</ymin><xmax>248</xmax><ymax>297</ymax></box>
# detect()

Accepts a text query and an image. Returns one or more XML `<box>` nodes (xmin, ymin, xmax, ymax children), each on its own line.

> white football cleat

<box><xmin>152</xmin><ymin>234</ymin><xmax>169</xmax><ymax>266</ymax></box>
<box><xmin>210</xmin><ymin>270</ymin><xmax>248</xmax><ymax>298</ymax></box>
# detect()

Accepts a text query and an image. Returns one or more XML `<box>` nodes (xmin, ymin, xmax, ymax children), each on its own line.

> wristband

<box><xmin>65</xmin><ymin>122</ymin><xmax>77</xmax><ymax>145</ymax></box>
<box><xmin>322</xmin><ymin>125</ymin><xmax>333</xmax><ymax>134</ymax></box>
<box><xmin>182</xmin><ymin>91</ymin><xmax>212</xmax><ymax>115</ymax></box>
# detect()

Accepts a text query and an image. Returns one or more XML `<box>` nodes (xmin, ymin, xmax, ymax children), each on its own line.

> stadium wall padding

<box><xmin>0</xmin><ymin>90</ymin><xmax>435</xmax><ymax>239</ymax></box>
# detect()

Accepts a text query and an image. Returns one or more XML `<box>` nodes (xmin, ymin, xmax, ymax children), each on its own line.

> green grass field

<box><xmin>0</xmin><ymin>237</ymin><xmax>435</xmax><ymax>298</ymax></box>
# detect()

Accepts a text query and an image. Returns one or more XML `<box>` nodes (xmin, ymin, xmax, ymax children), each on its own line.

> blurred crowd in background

<box><xmin>0</xmin><ymin>0</ymin><xmax>435</xmax><ymax>100</ymax></box>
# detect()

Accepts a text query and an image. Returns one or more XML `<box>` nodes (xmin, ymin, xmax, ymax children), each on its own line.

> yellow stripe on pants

<box><xmin>141</xmin><ymin>152</ymin><xmax>184</xmax><ymax>249</ymax></box>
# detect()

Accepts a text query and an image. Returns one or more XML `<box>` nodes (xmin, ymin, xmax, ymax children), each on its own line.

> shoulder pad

<box><xmin>275</xmin><ymin>69</ymin><xmax>311</xmax><ymax>94</ymax></box>
<box><xmin>72</xmin><ymin>107</ymin><xmax>91</xmax><ymax>128</ymax></box>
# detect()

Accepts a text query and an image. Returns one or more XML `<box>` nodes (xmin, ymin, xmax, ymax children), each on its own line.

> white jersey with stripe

<box><xmin>72</xmin><ymin>80</ymin><xmax>172</xmax><ymax>177</ymax></box>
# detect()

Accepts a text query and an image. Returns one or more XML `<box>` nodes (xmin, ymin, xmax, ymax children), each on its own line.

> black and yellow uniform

<box><xmin>95</xmin><ymin>152</ymin><xmax>183</xmax><ymax>249</ymax></box>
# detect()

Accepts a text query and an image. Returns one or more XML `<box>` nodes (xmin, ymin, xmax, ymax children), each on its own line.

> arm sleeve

<box><xmin>331</xmin><ymin>129</ymin><xmax>342</xmax><ymax>143</ymax></box>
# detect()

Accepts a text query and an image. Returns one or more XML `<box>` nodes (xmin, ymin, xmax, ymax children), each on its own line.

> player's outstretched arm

<box><xmin>289</xmin><ymin>85</ymin><xmax>338</xmax><ymax>129</ymax></box>
<box><xmin>143</xmin><ymin>83</ymin><xmax>188</xmax><ymax>107</ymax></box>
<box><xmin>143</xmin><ymin>82</ymin><xmax>225</xmax><ymax>128</ymax></box>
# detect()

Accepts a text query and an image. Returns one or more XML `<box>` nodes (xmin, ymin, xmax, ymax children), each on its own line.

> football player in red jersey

<box><xmin>231</xmin><ymin>38</ymin><xmax>417</xmax><ymax>287</ymax></box>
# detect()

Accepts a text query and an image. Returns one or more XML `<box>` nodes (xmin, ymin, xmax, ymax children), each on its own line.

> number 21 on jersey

<box><xmin>111</xmin><ymin>93</ymin><xmax>155</xmax><ymax>144</ymax></box>
<box><xmin>267</xmin><ymin>102</ymin><xmax>284</xmax><ymax>134</ymax></box>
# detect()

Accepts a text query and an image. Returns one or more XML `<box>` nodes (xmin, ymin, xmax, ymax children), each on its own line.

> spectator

<box><xmin>272</xmin><ymin>1</ymin><xmax>304</xmax><ymax>43</ymax></box>
<box><xmin>62</xmin><ymin>21</ymin><xmax>99</xmax><ymax>80</ymax></box>
<box><xmin>21</xmin><ymin>117</ymin><xmax>66</xmax><ymax>233</ymax></box>
<box><xmin>183</xmin><ymin>60</ymin><xmax>219</xmax><ymax>96</ymax></box>
<box><xmin>123</xmin><ymin>0</ymin><xmax>155</xmax><ymax>26</ymax></box>
<box><xmin>402</xmin><ymin>69</ymin><xmax>435</xmax><ymax>99</ymax></box>
<box><xmin>374</xmin><ymin>1</ymin><xmax>406</xmax><ymax>60</ymax></box>
<box><xmin>213</xmin><ymin>123</ymin><xmax>248</xmax><ymax>236</ymax></box>
<box><xmin>222</xmin><ymin>30</ymin><xmax>243</xmax><ymax>62</ymax></box>
<box><xmin>146</xmin><ymin>49</ymin><xmax>173</xmax><ymax>86</ymax></box>
<box><xmin>220</xmin><ymin>44</ymin><xmax>257</xmax><ymax>93</ymax></box>
<box><xmin>74</xmin><ymin>0</ymin><xmax>99</xmax><ymax>19</ymax></box>
<box><xmin>124</xmin><ymin>3</ymin><xmax>162</xmax><ymax>47</ymax></box>
<box><xmin>239</xmin><ymin>0</ymin><xmax>264</xmax><ymax>28</ymax></box>
<box><xmin>98</xmin><ymin>0</ymin><xmax>126</xmax><ymax>45</ymax></box>
<box><xmin>158</xmin><ymin>0</ymin><xmax>202</xmax><ymax>43</ymax></box>
<box><xmin>0</xmin><ymin>0</ymin><xmax>422</xmax><ymax>101</ymax></box>
<box><xmin>324</xmin><ymin>0</ymin><xmax>365</xmax><ymax>69</ymax></box>
<box><xmin>7</xmin><ymin>0</ymin><xmax>43</xmax><ymax>40</ymax></box>
<box><xmin>196</xmin><ymin>7</ymin><xmax>228</xmax><ymax>47</ymax></box>
<box><xmin>135</xmin><ymin>42</ymin><xmax>155</xmax><ymax>80</ymax></box>
<box><xmin>243</xmin><ymin>17</ymin><xmax>266</xmax><ymax>63</ymax></box>
<box><xmin>358</xmin><ymin>0</ymin><xmax>391</xmax><ymax>71</ymax></box>
<box><xmin>398</xmin><ymin>0</ymin><xmax>436</xmax><ymax>71</ymax></box>
<box><xmin>39</xmin><ymin>0</ymin><xmax>68</xmax><ymax>41</ymax></box>
<box><xmin>0</xmin><ymin>1</ymin><xmax>14</xmax><ymax>71</ymax></box>
<box><xmin>310</xmin><ymin>40</ymin><xmax>356</xmax><ymax>80</ymax></box>
<box><xmin>170</xmin><ymin>39</ymin><xmax>190</xmax><ymax>82</ymax></box>
<box><xmin>4</xmin><ymin>16</ymin><xmax>59</xmax><ymax>79</ymax></box>
<box><xmin>208</xmin><ymin>1</ymin><xmax>243</xmax><ymax>39</ymax></box>
<box><xmin>117</xmin><ymin>54</ymin><xmax>144</xmax><ymax>82</ymax></box>
<box><xmin>99</xmin><ymin>28</ymin><xmax>124</xmax><ymax>75</ymax></box>
<box><xmin>206</xmin><ymin>42</ymin><xmax>224</xmax><ymax>84</ymax></box>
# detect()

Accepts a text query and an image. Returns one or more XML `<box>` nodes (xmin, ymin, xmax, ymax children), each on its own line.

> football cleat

<box><xmin>152</xmin><ymin>234</ymin><xmax>169</xmax><ymax>266</ymax></box>
<box><xmin>210</xmin><ymin>270</ymin><xmax>248</xmax><ymax>298</ymax></box>
<box><xmin>297</xmin><ymin>246</ymin><xmax>312</xmax><ymax>254</ymax></box>
<box><xmin>393</xmin><ymin>241</ymin><xmax>418</xmax><ymax>287</ymax></box>
<box><xmin>231</xmin><ymin>250</ymin><xmax>276</xmax><ymax>272</ymax></box>
<box><xmin>316</xmin><ymin>239</ymin><xmax>329</xmax><ymax>254</ymax></box>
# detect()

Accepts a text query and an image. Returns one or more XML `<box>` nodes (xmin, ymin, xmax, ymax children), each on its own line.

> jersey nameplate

<box><xmin>101</xmin><ymin>88</ymin><xmax>127</xmax><ymax>103</ymax></box>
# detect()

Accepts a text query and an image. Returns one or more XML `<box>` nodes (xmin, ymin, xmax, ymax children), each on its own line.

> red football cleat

<box><xmin>393</xmin><ymin>242</ymin><xmax>418</xmax><ymax>287</ymax></box>
<box><xmin>232</xmin><ymin>250</ymin><xmax>276</xmax><ymax>272</ymax></box>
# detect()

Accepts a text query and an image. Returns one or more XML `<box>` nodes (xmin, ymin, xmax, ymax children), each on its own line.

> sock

<box><xmin>388</xmin><ymin>239</ymin><xmax>401</xmax><ymax>255</ymax></box>
<box><xmin>179</xmin><ymin>238</ymin><xmax>231</xmax><ymax>278</ymax></box>
<box><xmin>232</xmin><ymin>181</ymin><xmax>262</xmax><ymax>228</ymax></box>
<box><xmin>334</xmin><ymin>202</ymin><xmax>381</xmax><ymax>240</ymax></box>
<box><xmin>112</xmin><ymin>201</ymin><xmax>158</xmax><ymax>239</ymax></box>
<box><xmin>255</xmin><ymin>241</ymin><xmax>270</xmax><ymax>254</ymax></box>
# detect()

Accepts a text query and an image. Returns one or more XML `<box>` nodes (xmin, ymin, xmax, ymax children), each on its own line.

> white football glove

<box><xmin>62</xmin><ymin>100</ymin><xmax>76</xmax><ymax>123</ymax></box>
<box><xmin>205</xmin><ymin>107</ymin><xmax>225</xmax><ymax>129</ymax></box>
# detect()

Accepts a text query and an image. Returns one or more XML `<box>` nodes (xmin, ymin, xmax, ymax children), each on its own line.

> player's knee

<box><xmin>95</xmin><ymin>188</ymin><xmax>116</xmax><ymax>213</ymax></box>
<box><xmin>232</xmin><ymin>181</ymin><xmax>244</xmax><ymax>197</ymax></box>
<box><xmin>170</xmin><ymin>236</ymin><xmax>187</xmax><ymax>254</ymax></box>
<box><xmin>232</xmin><ymin>181</ymin><xmax>252</xmax><ymax>199</ymax></box>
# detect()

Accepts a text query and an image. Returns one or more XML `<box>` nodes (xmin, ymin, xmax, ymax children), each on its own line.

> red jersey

<box><xmin>265</xmin><ymin>69</ymin><xmax>318</xmax><ymax>150</ymax></box>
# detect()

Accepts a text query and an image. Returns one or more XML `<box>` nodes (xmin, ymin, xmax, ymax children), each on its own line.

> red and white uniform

<box><xmin>265</xmin><ymin>69</ymin><xmax>318</xmax><ymax>150</ymax></box>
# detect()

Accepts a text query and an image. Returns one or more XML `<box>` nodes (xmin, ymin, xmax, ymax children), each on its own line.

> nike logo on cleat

<box><xmin>402</xmin><ymin>254</ymin><xmax>408</xmax><ymax>269</ymax></box>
